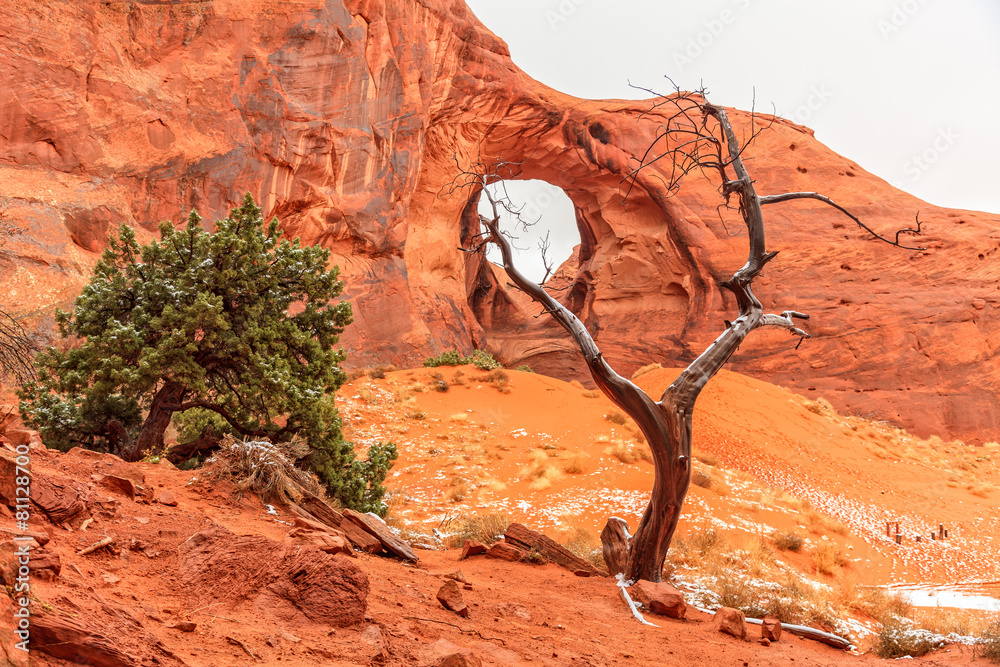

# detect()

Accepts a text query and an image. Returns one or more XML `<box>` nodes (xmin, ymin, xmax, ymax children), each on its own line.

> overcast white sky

<box><xmin>465</xmin><ymin>0</ymin><xmax>1000</xmax><ymax>280</ymax></box>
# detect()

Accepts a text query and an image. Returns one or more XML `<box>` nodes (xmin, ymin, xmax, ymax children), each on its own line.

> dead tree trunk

<box><xmin>466</xmin><ymin>88</ymin><xmax>921</xmax><ymax>583</ymax></box>
<box><xmin>123</xmin><ymin>380</ymin><xmax>186</xmax><ymax>462</ymax></box>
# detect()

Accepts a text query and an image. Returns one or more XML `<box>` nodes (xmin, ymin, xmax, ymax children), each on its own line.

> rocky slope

<box><xmin>1</xmin><ymin>0</ymin><xmax>998</xmax><ymax>441</ymax></box>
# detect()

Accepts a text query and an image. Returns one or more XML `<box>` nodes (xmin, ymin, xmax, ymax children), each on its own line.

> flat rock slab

<box><xmin>629</xmin><ymin>580</ymin><xmax>686</xmax><ymax>619</ymax></box>
<box><xmin>436</xmin><ymin>580</ymin><xmax>469</xmax><ymax>617</ymax></box>
<box><xmin>460</xmin><ymin>540</ymin><xmax>487</xmax><ymax>559</ymax></box>
<box><xmin>343</xmin><ymin>509</ymin><xmax>417</xmax><ymax>562</ymax></box>
<box><xmin>714</xmin><ymin>607</ymin><xmax>747</xmax><ymax>639</ymax></box>
<box><xmin>485</xmin><ymin>541</ymin><xmax>525</xmax><ymax>562</ymax></box>
<box><xmin>504</xmin><ymin>523</ymin><xmax>604</xmax><ymax>576</ymax></box>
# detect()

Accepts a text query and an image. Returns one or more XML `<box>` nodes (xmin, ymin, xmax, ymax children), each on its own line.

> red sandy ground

<box><xmin>5</xmin><ymin>366</ymin><xmax>999</xmax><ymax>666</ymax></box>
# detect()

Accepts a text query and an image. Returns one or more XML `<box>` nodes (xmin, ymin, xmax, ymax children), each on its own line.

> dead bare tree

<box><xmin>452</xmin><ymin>84</ymin><xmax>922</xmax><ymax>584</ymax></box>
<box><xmin>0</xmin><ymin>221</ymin><xmax>36</xmax><ymax>385</ymax></box>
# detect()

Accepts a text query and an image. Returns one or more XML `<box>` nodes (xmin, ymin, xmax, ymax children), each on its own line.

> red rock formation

<box><xmin>1</xmin><ymin>0</ymin><xmax>998</xmax><ymax>442</ymax></box>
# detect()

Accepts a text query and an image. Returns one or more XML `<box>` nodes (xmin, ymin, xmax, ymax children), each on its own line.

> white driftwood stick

<box><xmin>615</xmin><ymin>574</ymin><xmax>658</xmax><ymax>627</ymax></box>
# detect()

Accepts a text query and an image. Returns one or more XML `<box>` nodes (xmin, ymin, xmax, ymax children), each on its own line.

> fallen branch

<box><xmin>615</xmin><ymin>574</ymin><xmax>658</xmax><ymax>627</ymax></box>
<box><xmin>744</xmin><ymin>617</ymin><xmax>852</xmax><ymax>650</ymax></box>
<box><xmin>76</xmin><ymin>536</ymin><xmax>113</xmax><ymax>556</ymax></box>
<box><xmin>226</xmin><ymin>636</ymin><xmax>259</xmax><ymax>660</ymax></box>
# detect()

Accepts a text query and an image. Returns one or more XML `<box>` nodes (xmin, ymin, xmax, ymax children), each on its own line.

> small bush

<box><xmin>405</xmin><ymin>409</ymin><xmax>427</xmax><ymax>420</ymax></box>
<box><xmin>604</xmin><ymin>409</ymin><xmax>627</xmax><ymax>426</ymax></box>
<box><xmin>605</xmin><ymin>439</ymin><xmax>651</xmax><ymax>464</ymax></box>
<box><xmin>367</xmin><ymin>367</ymin><xmax>386</xmax><ymax>379</ymax></box>
<box><xmin>482</xmin><ymin>369</ymin><xmax>510</xmax><ymax>392</ymax></box>
<box><xmin>562</xmin><ymin>451</ymin><xmax>589</xmax><ymax>474</ymax></box>
<box><xmin>468</xmin><ymin>349</ymin><xmax>501</xmax><ymax>370</ymax></box>
<box><xmin>423</xmin><ymin>350</ymin><xmax>465</xmax><ymax>367</ymax></box>
<box><xmin>872</xmin><ymin>620</ymin><xmax>939</xmax><ymax>659</ymax></box>
<box><xmin>773</xmin><ymin>532</ymin><xmax>804</xmax><ymax>552</ymax></box>
<box><xmin>975</xmin><ymin>620</ymin><xmax>1000</xmax><ymax>663</ymax></box>
<box><xmin>631</xmin><ymin>362</ymin><xmax>661</xmax><ymax>380</ymax></box>
<box><xmin>811</xmin><ymin>541</ymin><xmax>847</xmax><ymax>575</ymax></box>
<box><xmin>691</xmin><ymin>470</ymin><xmax>713</xmax><ymax>489</ymax></box>
<box><xmin>451</xmin><ymin>370</ymin><xmax>467</xmax><ymax>386</ymax></box>
<box><xmin>515</xmin><ymin>364</ymin><xmax>535</xmax><ymax>373</ymax></box>
<box><xmin>445</xmin><ymin>512</ymin><xmax>511</xmax><ymax>548</ymax></box>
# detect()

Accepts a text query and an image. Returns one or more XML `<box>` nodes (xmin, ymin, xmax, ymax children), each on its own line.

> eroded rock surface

<box><xmin>1</xmin><ymin>0</ymin><xmax>998</xmax><ymax>440</ymax></box>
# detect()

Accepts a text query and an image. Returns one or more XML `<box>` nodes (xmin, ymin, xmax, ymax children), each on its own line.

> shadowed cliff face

<box><xmin>1</xmin><ymin>0</ymin><xmax>998</xmax><ymax>442</ymax></box>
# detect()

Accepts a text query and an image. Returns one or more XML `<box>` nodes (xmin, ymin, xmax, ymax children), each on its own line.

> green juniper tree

<box><xmin>19</xmin><ymin>194</ymin><xmax>396</xmax><ymax>512</ymax></box>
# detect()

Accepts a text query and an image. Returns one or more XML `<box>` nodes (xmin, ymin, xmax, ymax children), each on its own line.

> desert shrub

<box><xmin>367</xmin><ymin>367</ymin><xmax>386</xmax><ymax>379</ymax></box>
<box><xmin>693</xmin><ymin>449</ymin><xmax>720</xmax><ymax>467</ymax></box>
<box><xmin>872</xmin><ymin>620</ymin><xmax>939</xmax><ymax>659</ymax></box>
<box><xmin>423</xmin><ymin>350</ymin><xmax>465</xmax><ymax>367</ymax></box>
<box><xmin>976</xmin><ymin>620</ymin><xmax>1000</xmax><ymax>663</ymax></box>
<box><xmin>468</xmin><ymin>349</ymin><xmax>501</xmax><ymax>370</ymax></box>
<box><xmin>482</xmin><ymin>369</ymin><xmax>510</xmax><ymax>392</ymax></box>
<box><xmin>207</xmin><ymin>435</ymin><xmax>319</xmax><ymax>503</ymax></box>
<box><xmin>428</xmin><ymin>373</ymin><xmax>449</xmax><ymax>392</ymax></box>
<box><xmin>691</xmin><ymin>469</ymin><xmax>713</xmax><ymax>489</ymax></box>
<box><xmin>605</xmin><ymin>439</ymin><xmax>651</xmax><ymax>464</ymax></box>
<box><xmin>445</xmin><ymin>512</ymin><xmax>511</xmax><ymax>548</ymax></box>
<box><xmin>562</xmin><ymin>451</ymin><xmax>589</xmax><ymax>474</ymax></box>
<box><xmin>811</xmin><ymin>541</ymin><xmax>847</xmax><ymax>575</ymax></box>
<box><xmin>604</xmin><ymin>409</ymin><xmax>627</xmax><ymax>425</ymax></box>
<box><xmin>630</xmin><ymin>362</ymin><xmax>661</xmax><ymax>380</ymax></box>
<box><xmin>451</xmin><ymin>369</ymin><xmax>467</xmax><ymax>386</ymax></box>
<box><xmin>515</xmin><ymin>364</ymin><xmax>535</xmax><ymax>373</ymax></box>
<box><xmin>17</xmin><ymin>194</ymin><xmax>393</xmax><ymax>513</ymax></box>
<box><xmin>772</xmin><ymin>531</ymin><xmax>804</xmax><ymax>552</ymax></box>
<box><xmin>405</xmin><ymin>409</ymin><xmax>427</xmax><ymax>420</ymax></box>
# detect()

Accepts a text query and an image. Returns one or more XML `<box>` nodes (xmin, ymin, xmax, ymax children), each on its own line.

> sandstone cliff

<box><xmin>1</xmin><ymin>0</ymin><xmax>998</xmax><ymax>441</ymax></box>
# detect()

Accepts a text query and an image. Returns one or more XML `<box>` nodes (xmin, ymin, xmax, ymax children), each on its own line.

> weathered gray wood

<box><xmin>288</xmin><ymin>495</ymin><xmax>382</xmax><ymax>554</ymax></box>
<box><xmin>744</xmin><ymin>617</ymin><xmax>851</xmax><ymax>650</ymax></box>
<box><xmin>504</xmin><ymin>523</ymin><xmax>605</xmax><ymax>576</ymax></box>
<box><xmin>342</xmin><ymin>509</ymin><xmax>417</xmax><ymax>562</ymax></box>
<box><xmin>600</xmin><ymin>517</ymin><xmax>630</xmax><ymax>577</ymax></box>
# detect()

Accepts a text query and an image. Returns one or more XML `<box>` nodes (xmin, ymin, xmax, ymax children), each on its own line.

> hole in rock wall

<box><xmin>477</xmin><ymin>180</ymin><xmax>580</xmax><ymax>284</ymax></box>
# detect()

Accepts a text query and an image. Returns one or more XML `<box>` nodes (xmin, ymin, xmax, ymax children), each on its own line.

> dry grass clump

<box><xmin>604</xmin><ymin>439</ymin><xmax>652</xmax><ymax>464</ymax></box>
<box><xmin>631</xmin><ymin>362</ymin><xmax>661</xmax><ymax>380</ymax></box>
<box><xmin>668</xmin><ymin>530</ymin><xmax>844</xmax><ymax>630</ymax></box>
<box><xmin>522</xmin><ymin>453</ymin><xmax>563</xmax><ymax>489</ymax></box>
<box><xmin>604</xmin><ymin>409</ymin><xmax>627</xmax><ymax>426</ymax></box>
<box><xmin>410</xmin><ymin>381</ymin><xmax>429</xmax><ymax>393</ymax></box>
<box><xmin>871</xmin><ymin>620</ymin><xmax>940</xmax><ymax>659</ymax></box>
<box><xmin>444</xmin><ymin>512</ymin><xmax>511</xmax><ymax>548</ymax></box>
<box><xmin>449</xmin><ymin>413</ymin><xmax>469</xmax><ymax>423</ymax></box>
<box><xmin>560</xmin><ymin>526</ymin><xmax>605</xmax><ymax>569</ymax></box>
<box><xmin>405</xmin><ymin>408</ymin><xmax>427</xmax><ymax>420</ymax></box>
<box><xmin>451</xmin><ymin>369</ymin><xmax>467</xmax><ymax>386</ymax></box>
<box><xmin>799</xmin><ymin>508</ymin><xmax>848</xmax><ymax>536</ymax></box>
<box><xmin>811</xmin><ymin>541</ymin><xmax>848</xmax><ymax>575</ymax></box>
<box><xmin>445</xmin><ymin>481</ymin><xmax>469</xmax><ymax>503</ymax></box>
<box><xmin>475</xmin><ymin>369</ymin><xmax>510</xmax><ymax>393</ymax></box>
<box><xmin>914</xmin><ymin>607</ymin><xmax>992</xmax><ymax>639</ymax></box>
<box><xmin>428</xmin><ymin>372</ymin><xmax>449</xmax><ymax>392</ymax></box>
<box><xmin>801</xmin><ymin>396</ymin><xmax>836</xmax><ymax>416</ymax></box>
<box><xmin>693</xmin><ymin>448</ymin><xmax>720</xmax><ymax>467</ymax></box>
<box><xmin>691</xmin><ymin>469</ymin><xmax>713</xmax><ymax>489</ymax></box>
<box><xmin>772</xmin><ymin>531</ymin><xmax>804</xmax><ymax>552</ymax></box>
<box><xmin>975</xmin><ymin>620</ymin><xmax>1000</xmax><ymax>663</ymax></box>
<box><xmin>205</xmin><ymin>435</ymin><xmax>318</xmax><ymax>504</ymax></box>
<box><xmin>562</xmin><ymin>451</ymin><xmax>590</xmax><ymax>474</ymax></box>
<box><xmin>581</xmin><ymin>390</ymin><xmax>600</xmax><ymax>398</ymax></box>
